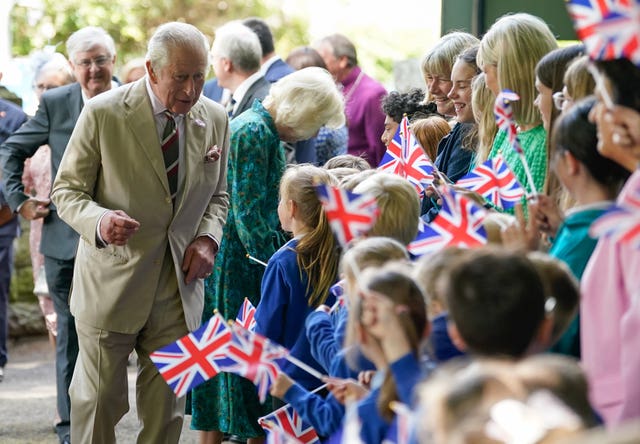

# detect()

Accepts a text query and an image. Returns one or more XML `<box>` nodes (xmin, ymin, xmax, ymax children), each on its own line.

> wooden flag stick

<box><xmin>246</xmin><ymin>253</ymin><xmax>268</xmax><ymax>267</ymax></box>
<box><xmin>285</xmin><ymin>354</ymin><xmax>326</xmax><ymax>381</ymax></box>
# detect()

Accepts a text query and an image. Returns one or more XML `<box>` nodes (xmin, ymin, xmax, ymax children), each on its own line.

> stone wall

<box><xmin>9</xmin><ymin>218</ymin><xmax>47</xmax><ymax>337</ymax></box>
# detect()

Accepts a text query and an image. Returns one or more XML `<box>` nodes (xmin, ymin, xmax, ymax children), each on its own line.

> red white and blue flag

<box><xmin>377</xmin><ymin>116</ymin><xmax>435</xmax><ymax>194</ymax></box>
<box><xmin>236</xmin><ymin>297</ymin><xmax>257</xmax><ymax>332</ymax></box>
<box><xmin>456</xmin><ymin>154</ymin><xmax>525</xmax><ymax>209</ymax></box>
<box><xmin>218</xmin><ymin>323</ymin><xmax>289</xmax><ymax>403</ymax></box>
<box><xmin>590</xmin><ymin>185</ymin><xmax>640</xmax><ymax>247</ymax></box>
<box><xmin>494</xmin><ymin>90</ymin><xmax>522</xmax><ymax>154</ymax></box>
<box><xmin>389</xmin><ymin>401</ymin><xmax>414</xmax><ymax>444</ymax></box>
<box><xmin>408</xmin><ymin>219</ymin><xmax>449</xmax><ymax>257</ymax></box>
<box><xmin>329</xmin><ymin>280</ymin><xmax>346</xmax><ymax>313</ymax></box>
<box><xmin>566</xmin><ymin>0</ymin><xmax>640</xmax><ymax>66</ymax></box>
<box><xmin>408</xmin><ymin>186</ymin><xmax>488</xmax><ymax>256</ymax></box>
<box><xmin>259</xmin><ymin>404</ymin><xmax>320</xmax><ymax>444</ymax></box>
<box><xmin>315</xmin><ymin>184</ymin><xmax>379</xmax><ymax>247</ymax></box>
<box><xmin>150</xmin><ymin>312</ymin><xmax>232</xmax><ymax>397</ymax></box>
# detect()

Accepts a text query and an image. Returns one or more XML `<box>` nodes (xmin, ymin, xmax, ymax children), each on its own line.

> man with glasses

<box><xmin>0</xmin><ymin>26</ymin><xmax>117</xmax><ymax>444</ymax></box>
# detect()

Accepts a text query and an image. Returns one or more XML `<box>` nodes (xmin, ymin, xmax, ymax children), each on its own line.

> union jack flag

<box><xmin>408</xmin><ymin>219</ymin><xmax>448</xmax><ymax>257</ymax></box>
<box><xmin>408</xmin><ymin>186</ymin><xmax>488</xmax><ymax>256</ymax></box>
<box><xmin>589</xmin><ymin>185</ymin><xmax>640</xmax><ymax>246</ymax></box>
<box><xmin>329</xmin><ymin>280</ymin><xmax>346</xmax><ymax>313</ymax></box>
<box><xmin>377</xmin><ymin>116</ymin><xmax>435</xmax><ymax>194</ymax></box>
<box><xmin>315</xmin><ymin>184</ymin><xmax>379</xmax><ymax>247</ymax></box>
<box><xmin>218</xmin><ymin>323</ymin><xmax>289</xmax><ymax>402</ymax></box>
<box><xmin>236</xmin><ymin>297</ymin><xmax>257</xmax><ymax>331</ymax></box>
<box><xmin>455</xmin><ymin>154</ymin><xmax>525</xmax><ymax>209</ymax></box>
<box><xmin>494</xmin><ymin>90</ymin><xmax>522</xmax><ymax>154</ymax></box>
<box><xmin>388</xmin><ymin>401</ymin><xmax>415</xmax><ymax>444</ymax></box>
<box><xmin>259</xmin><ymin>404</ymin><xmax>320</xmax><ymax>444</ymax></box>
<box><xmin>150</xmin><ymin>312</ymin><xmax>232</xmax><ymax>397</ymax></box>
<box><xmin>566</xmin><ymin>0</ymin><xmax>640</xmax><ymax>66</ymax></box>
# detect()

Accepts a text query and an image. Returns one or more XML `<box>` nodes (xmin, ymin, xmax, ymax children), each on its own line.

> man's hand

<box><xmin>99</xmin><ymin>210</ymin><xmax>140</xmax><ymax>246</ymax></box>
<box><xmin>18</xmin><ymin>197</ymin><xmax>50</xmax><ymax>220</ymax></box>
<box><xmin>182</xmin><ymin>236</ymin><xmax>217</xmax><ymax>285</ymax></box>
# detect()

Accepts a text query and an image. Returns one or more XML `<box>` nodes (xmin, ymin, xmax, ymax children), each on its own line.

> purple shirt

<box><xmin>341</xmin><ymin>66</ymin><xmax>387</xmax><ymax>167</ymax></box>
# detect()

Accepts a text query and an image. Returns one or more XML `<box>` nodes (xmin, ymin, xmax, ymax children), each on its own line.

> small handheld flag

<box><xmin>218</xmin><ymin>323</ymin><xmax>289</xmax><ymax>403</ymax></box>
<box><xmin>456</xmin><ymin>154</ymin><xmax>525</xmax><ymax>209</ymax></box>
<box><xmin>494</xmin><ymin>90</ymin><xmax>538</xmax><ymax>196</ymax></box>
<box><xmin>315</xmin><ymin>184</ymin><xmax>379</xmax><ymax>247</ymax></box>
<box><xmin>565</xmin><ymin>0</ymin><xmax>640</xmax><ymax>66</ymax></box>
<box><xmin>150</xmin><ymin>312</ymin><xmax>232</xmax><ymax>397</ymax></box>
<box><xmin>259</xmin><ymin>405</ymin><xmax>320</xmax><ymax>444</ymax></box>
<box><xmin>589</xmin><ymin>186</ymin><xmax>640</xmax><ymax>247</ymax></box>
<box><xmin>236</xmin><ymin>297</ymin><xmax>257</xmax><ymax>331</ymax></box>
<box><xmin>408</xmin><ymin>186</ymin><xmax>488</xmax><ymax>256</ymax></box>
<box><xmin>378</xmin><ymin>116</ymin><xmax>435</xmax><ymax>194</ymax></box>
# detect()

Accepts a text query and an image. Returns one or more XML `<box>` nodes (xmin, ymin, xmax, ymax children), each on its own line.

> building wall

<box><xmin>441</xmin><ymin>0</ymin><xmax>576</xmax><ymax>39</ymax></box>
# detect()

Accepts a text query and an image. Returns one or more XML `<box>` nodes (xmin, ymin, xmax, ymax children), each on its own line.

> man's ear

<box><xmin>338</xmin><ymin>55</ymin><xmax>350</xmax><ymax>71</ymax></box>
<box><xmin>146</xmin><ymin>60</ymin><xmax>156</xmax><ymax>83</ymax></box>
<box><xmin>447</xmin><ymin>321</ymin><xmax>468</xmax><ymax>352</ymax></box>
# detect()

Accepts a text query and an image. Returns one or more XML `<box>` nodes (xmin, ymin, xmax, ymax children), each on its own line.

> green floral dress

<box><xmin>190</xmin><ymin>100</ymin><xmax>286</xmax><ymax>437</ymax></box>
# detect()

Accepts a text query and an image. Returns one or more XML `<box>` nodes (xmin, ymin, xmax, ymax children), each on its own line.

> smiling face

<box><xmin>447</xmin><ymin>59</ymin><xmax>477</xmax><ymax>123</ymax></box>
<box><xmin>425</xmin><ymin>71</ymin><xmax>454</xmax><ymax>117</ymax></box>
<box><xmin>381</xmin><ymin>115</ymin><xmax>400</xmax><ymax>147</ymax></box>
<box><xmin>71</xmin><ymin>45</ymin><xmax>115</xmax><ymax>98</ymax></box>
<box><xmin>147</xmin><ymin>45</ymin><xmax>207</xmax><ymax>115</ymax></box>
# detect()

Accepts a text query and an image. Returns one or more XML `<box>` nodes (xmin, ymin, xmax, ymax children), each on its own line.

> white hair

<box><xmin>212</xmin><ymin>21</ymin><xmax>262</xmax><ymax>73</ymax></box>
<box><xmin>263</xmin><ymin>67</ymin><xmax>345</xmax><ymax>141</ymax></box>
<box><xmin>146</xmin><ymin>22</ymin><xmax>209</xmax><ymax>73</ymax></box>
<box><xmin>66</xmin><ymin>26</ymin><xmax>116</xmax><ymax>62</ymax></box>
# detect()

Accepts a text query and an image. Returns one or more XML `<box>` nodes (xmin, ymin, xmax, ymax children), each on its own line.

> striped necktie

<box><xmin>226</xmin><ymin>97</ymin><xmax>236</xmax><ymax>118</ymax></box>
<box><xmin>161</xmin><ymin>110</ymin><xmax>179</xmax><ymax>202</ymax></box>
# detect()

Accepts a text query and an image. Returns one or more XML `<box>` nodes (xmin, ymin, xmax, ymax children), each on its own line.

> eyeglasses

<box><xmin>75</xmin><ymin>56</ymin><xmax>111</xmax><ymax>69</ymax></box>
<box><xmin>552</xmin><ymin>91</ymin><xmax>572</xmax><ymax>111</ymax></box>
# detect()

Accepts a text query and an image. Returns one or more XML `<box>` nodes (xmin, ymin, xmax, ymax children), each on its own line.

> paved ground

<box><xmin>0</xmin><ymin>335</ymin><xmax>199</xmax><ymax>443</ymax></box>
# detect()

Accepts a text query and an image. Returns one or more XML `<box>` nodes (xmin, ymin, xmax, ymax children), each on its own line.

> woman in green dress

<box><xmin>190</xmin><ymin>67</ymin><xmax>344</xmax><ymax>444</ymax></box>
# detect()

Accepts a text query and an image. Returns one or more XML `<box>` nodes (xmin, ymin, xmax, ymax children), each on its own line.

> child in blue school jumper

<box><xmin>306</xmin><ymin>236</ymin><xmax>411</xmax><ymax>376</ymax></box>
<box><xmin>270</xmin><ymin>238</ymin><xmax>411</xmax><ymax>438</ymax></box>
<box><xmin>254</xmin><ymin>165</ymin><xmax>341</xmax><ymax>394</ymax></box>
<box><xmin>342</xmin><ymin>263</ymin><xmax>433</xmax><ymax>444</ymax></box>
<box><xmin>306</xmin><ymin>171</ymin><xmax>421</xmax><ymax>377</ymax></box>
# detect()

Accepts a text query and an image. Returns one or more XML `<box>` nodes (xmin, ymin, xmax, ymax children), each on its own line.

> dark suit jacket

<box><xmin>0</xmin><ymin>99</ymin><xmax>27</xmax><ymax>237</ymax></box>
<box><xmin>203</xmin><ymin>78</ymin><xmax>224</xmax><ymax>103</ymax></box>
<box><xmin>0</xmin><ymin>82</ymin><xmax>83</xmax><ymax>259</ymax></box>
<box><xmin>263</xmin><ymin>58</ymin><xmax>294</xmax><ymax>83</ymax></box>
<box><xmin>232</xmin><ymin>75</ymin><xmax>271</xmax><ymax>119</ymax></box>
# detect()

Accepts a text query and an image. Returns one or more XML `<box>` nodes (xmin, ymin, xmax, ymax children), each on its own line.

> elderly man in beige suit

<box><xmin>51</xmin><ymin>22</ymin><xmax>229</xmax><ymax>443</ymax></box>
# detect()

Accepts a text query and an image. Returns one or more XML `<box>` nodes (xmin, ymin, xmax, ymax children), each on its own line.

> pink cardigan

<box><xmin>581</xmin><ymin>168</ymin><xmax>640</xmax><ymax>426</ymax></box>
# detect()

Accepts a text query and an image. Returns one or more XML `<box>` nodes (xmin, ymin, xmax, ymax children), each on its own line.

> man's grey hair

<box><xmin>66</xmin><ymin>26</ymin><xmax>116</xmax><ymax>62</ymax></box>
<box><xmin>211</xmin><ymin>22</ymin><xmax>262</xmax><ymax>73</ymax></box>
<box><xmin>318</xmin><ymin>34</ymin><xmax>358</xmax><ymax>67</ymax></box>
<box><xmin>146</xmin><ymin>22</ymin><xmax>209</xmax><ymax>73</ymax></box>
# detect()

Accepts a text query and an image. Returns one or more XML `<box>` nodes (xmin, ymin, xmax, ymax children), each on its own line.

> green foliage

<box><xmin>10</xmin><ymin>0</ymin><xmax>311</xmax><ymax>74</ymax></box>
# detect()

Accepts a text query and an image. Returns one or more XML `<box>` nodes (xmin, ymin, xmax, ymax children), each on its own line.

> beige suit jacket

<box><xmin>51</xmin><ymin>79</ymin><xmax>230</xmax><ymax>333</ymax></box>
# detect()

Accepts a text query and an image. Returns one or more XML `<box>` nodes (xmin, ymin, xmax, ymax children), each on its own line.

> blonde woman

<box><xmin>477</xmin><ymin>13</ymin><xmax>558</xmax><ymax>209</ymax></box>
